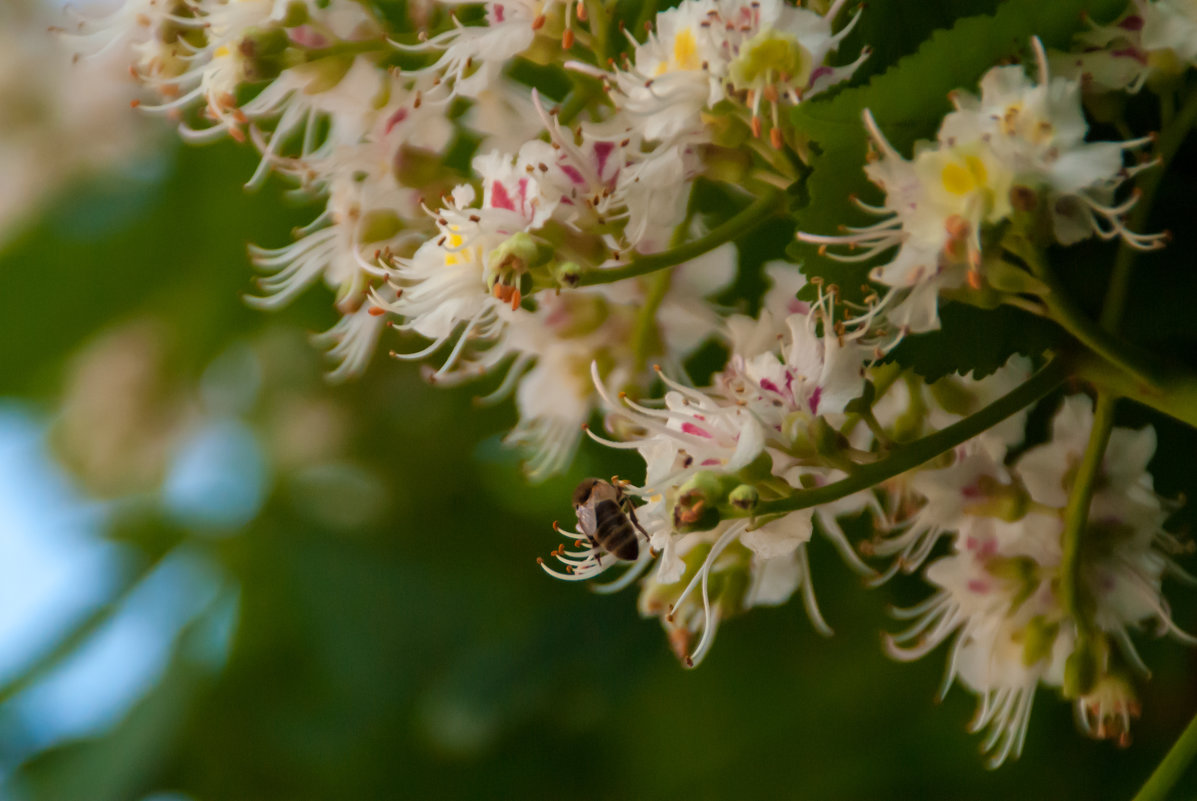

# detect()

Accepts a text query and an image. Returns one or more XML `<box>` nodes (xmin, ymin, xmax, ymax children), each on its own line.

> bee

<box><xmin>572</xmin><ymin>477</ymin><xmax>649</xmax><ymax>562</ymax></box>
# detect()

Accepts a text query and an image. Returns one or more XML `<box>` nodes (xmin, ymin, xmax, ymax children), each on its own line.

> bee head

<box><xmin>572</xmin><ymin>477</ymin><xmax>602</xmax><ymax>508</ymax></box>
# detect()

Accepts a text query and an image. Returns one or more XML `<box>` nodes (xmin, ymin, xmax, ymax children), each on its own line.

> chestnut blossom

<box><xmin>556</xmin><ymin>270</ymin><xmax>872</xmax><ymax>664</ymax></box>
<box><xmin>884</xmin><ymin>394</ymin><xmax>1194</xmax><ymax>765</ymax></box>
<box><xmin>1051</xmin><ymin>0</ymin><xmax>1197</xmax><ymax>94</ymax></box>
<box><xmin>798</xmin><ymin>38</ymin><xmax>1163</xmax><ymax>335</ymax></box>
<box><xmin>595</xmin><ymin>0</ymin><xmax>867</xmax><ymax>145</ymax></box>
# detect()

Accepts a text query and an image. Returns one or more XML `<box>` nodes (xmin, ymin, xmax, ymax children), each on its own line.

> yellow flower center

<box><xmin>941</xmin><ymin>156</ymin><xmax>989</xmax><ymax>196</ymax></box>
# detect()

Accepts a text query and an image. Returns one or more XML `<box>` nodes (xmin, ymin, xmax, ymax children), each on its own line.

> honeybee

<box><xmin>572</xmin><ymin>477</ymin><xmax>648</xmax><ymax>562</ymax></box>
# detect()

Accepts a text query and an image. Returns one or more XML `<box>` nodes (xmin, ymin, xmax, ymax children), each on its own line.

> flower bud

<box><xmin>984</xmin><ymin>257</ymin><xmax>1049</xmax><ymax>294</ymax></box>
<box><xmin>728</xmin><ymin>484</ymin><xmax>759</xmax><ymax>512</ymax></box>
<box><xmin>358</xmin><ymin>210</ymin><xmax>403</xmax><ymax>245</ymax></box>
<box><xmin>1020</xmin><ymin>614</ymin><xmax>1059</xmax><ymax>667</ymax></box>
<box><xmin>673</xmin><ymin>472</ymin><xmax>729</xmax><ymax>532</ymax></box>
<box><xmin>1064</xmin><ymin>638</ymin><xmax>1102</xmax><ymax>699</ymax></box>
<box><xmin>553</xmin><ymin>260</ymin><xmax>583</xmax><ymax>288</ymax></box>
<box><xmin>281</xmin><ymin>1</ymin><xmax>310</xmax><ymax>28</ymax></box>
<box><xmin>297</xmin><ymin>54</ymin><xmax>354</xmax><ymax>94</ymax></box>
<box><xmin>487</xmin><ymin>232</ymin><xmax>540</xmax><ymax>276</ymax></box>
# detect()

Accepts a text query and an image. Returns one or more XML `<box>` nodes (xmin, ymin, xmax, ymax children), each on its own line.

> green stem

<box><xmin>1101</xmin><ymin>80</ymin><xmax>1197</xmax><ymax>330</ymax></box>
<box><xmin>741</xmin><ymin>359</ymin><xmax>1070</xmax><ymax>518</ymax></box>
<box><xmin>573</xmin><ymin>187</ymin><xmax>784</xmax><ymax>287</ymax></box>
<box><xmin>1058</xmin><ymin>393</ymin><xmax>1115</xmax><ymax>638</ymax></box>
<box><xmin>557</xmin><ymin>88</ymin><xmax>589</xmax><ymax>126</ymax></box>
<box><xmin>583</xmin><ymin>0</ymin><xmax>611</xmax><ymax>63</ymax></box>
<box><xmin>631</xmin><ymin>201</ymin><xmax>693</xmax><ymax>371</ymax></box>
<box><xmin>300</xmin><ymin>37</ymin><xmax>390</xmax><ymax>62</ymax></box>
<box><xmin>632</xmin><ymin>0</ymin><xmax>661</xmax><ymax>39</ymax></box>
<box><xmin>1073</xmin><ymin>350</ymin><xmax>1197</xmax><ymax>429</ymax></box>
<box><xmin>1007</xmin><ymin>237</ymin><xmax>1164</xmax><ymax>390</ymax></box>
<box><xmin>1133</xmin><ymin>707</ymin><xmax>1197</xmax><ymax>801</ymax></box>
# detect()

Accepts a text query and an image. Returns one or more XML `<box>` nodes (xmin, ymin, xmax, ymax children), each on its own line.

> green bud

<box><xmin>1020</xmin><ymin>615</ymin><xmax>1059</xmax><ymax>667</ymax></box>
<box><xmin>394</xmin><ymin>145</ymin><xmax>444</xmax><ymax>187</ymax></box>
<box><xmin>553</xmin><ymin>261</ymin><xmax>583</xmax><ymax>288</ymax></box>
<box><xmin>736</xmin><ymin>452</ymin><xmax>774</xmax><ymax>484</ymax></box>
<box><xmin>959</xmin><ymin>475</ymin><xmax>1029</xmax><ymax>522</ymax></box>
<box><xmin>986</xmin><ymin>555</ymin><xmax>1038</xmax><ymax>610</ymax></box>
<box><xmin>984</xmin><ymin>257</ymin><xmax>1049</xmax><ymax>294</ymax></box>
<box><xmin>1064</xmin><ymin>639</ymin><xmax>1102</xmax><ymax>699</ymax></box>
<box><xmin>358</xmin><ymin>210</ymin><xmax>403</xmax><ymax>244</ymax></box>
<box><xmin>245</xmin><ymin>27</ymin><xmax>290</xmax><ymax>57</ymax></box>
<box><xmin>299</xmin><ymin>54</ymin><xmax>354</xmax><ymax>94</ymax></box>
<box><xmin>728</xmin><ymin>484</ymin><xmax>759</xmax><ymax>512</ymax></box>
<box><xmin>673</xmin><ymin>472</ymin><xmax>731</xmax><ymax>532</ymax></box>
<box><xmin>488</xmin><ymin>232</ymin><xmax>540</xmax><ymax>276</ymax></box>
<box><xmin>237</xmin><ymin>28</ymin><xmax>293</xmax><ymax>83</ymax></box>
<box><xmin>281</xmin><ymin>1</ymin><xmax>310</xmax><ymax>27</ymax></box>
<box><xmin>782</xmin><ymin>410</ymin><xmax>818</xmax><ymax>457</ymax></box>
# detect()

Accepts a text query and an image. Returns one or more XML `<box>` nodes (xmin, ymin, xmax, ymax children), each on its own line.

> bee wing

<box><xmin>575</xmin><ymin>504</ymin><xmax>598</xmax><ymax>538</ymax></box>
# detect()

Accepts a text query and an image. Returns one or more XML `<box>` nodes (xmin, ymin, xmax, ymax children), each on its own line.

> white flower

<box><xmin>886</xmin><ymin>392</ymin><xmax>1195</xmax><ymax>764</ymax></box>
<box><xmin>636</xmin><ymin>516</ymin><xmax>821</xmax><ymax>667</ymax></box>
<box><xmin>941</xmin><ymin>39</ymin><xmax>1162</xmax><ymax>248</ymax></box>
<box><xmin>4</xmin><ymin>3</ymin><xmax>150</xmax><ymax>242</ymax></box>
<box><xmin>598</xmin><ymin>0</ymin><xmax>866</xmax><ymax>145</ymax></box>
<box><xmin>885</xmin><ymin>513</ymin><xmax>1074</xmax><ymax>767</ymax></box>
<box><xmin>798</xmin><ymin>39</ymin><xmax>1163</xmax><ymax>334</ymax></box>
<box><xmin>392</xmin><ymin>0</ymin><xmax>571</xmax><ymax>103</ymax></box>
<box><xmin>384</xmin><ymin>149</ymin><xmax>558</xmax><ymax>379</ymax></box>
<box><xmin>566</xmin><ymin>290</ymin><xmax>873</xmax><ymax>662</ymax></box>
<box><xmin>1140</xmin><ymin>0</ymin><xmax>1197</xmax><ymax>64</ymax></box>
<box><xmin>1052</xmin><ymin>1</ymin><xmax>1197</xmax><ymax>93</ymax></box>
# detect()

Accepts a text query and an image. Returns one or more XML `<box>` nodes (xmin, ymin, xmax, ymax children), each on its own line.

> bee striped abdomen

<box><xmin>593</xmin><ymin>499</ymin><xmax>640</xmax><ymax>561</ymax></box>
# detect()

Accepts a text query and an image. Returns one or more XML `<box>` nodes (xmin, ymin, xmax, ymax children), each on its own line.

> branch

<box><xmin>1007</xmin><ymin>236</ymin><xmax>1165</xmax><ymax>390</ymax></box>
<box><xmin>573</xmin><ymin>187</ymin><xmax>785</xmax><ymax>287</ymax></box>
<box><xmin>742</xmin><ymin>358</ymin><xmax>1071</xmax><ymax>518</ymax></box>
<box><xmin>1058</xmin><ymin>392</ymin><xmax>1115</xmax><ymax>644</ymax></box>
<box><xmin>1134</xmin><ymin>706</ymin><xmax>1197</xmax><ymax>801</ymax></box>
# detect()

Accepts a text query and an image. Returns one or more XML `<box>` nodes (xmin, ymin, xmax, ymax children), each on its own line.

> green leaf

<box><xmin>835</xmin><ymin>0</ymin><xmax>1003</xmax><ymax>88</ymax></box>
<box><xmin>885</xmin><ymin>303</ymin><xmax>1061</xmax><ymax>382</ymax></box>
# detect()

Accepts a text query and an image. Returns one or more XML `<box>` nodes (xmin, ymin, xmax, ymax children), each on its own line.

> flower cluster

<box><xmin>541</xmin><ymin>266</ymin><xmax>876</xmax><ymax>665</ymax></box>
<box><xmin>59</xmin><ymin>0</ymin><xmax>1197</xmax><ymax>772</ymax></box>
<box><xmin>63</xmin><ymin>0</ymin><xmax>865</xmax><ymax>479</ymax></box>
<box><xmin>879</xmin><ymin>395</ymin><xmax>1191</xmax><ymax>765</ymax></box>
<box><xmin>798</xmin><ymin>38</ymin><xmax>1163</xmax><ymax>336</ymax></box>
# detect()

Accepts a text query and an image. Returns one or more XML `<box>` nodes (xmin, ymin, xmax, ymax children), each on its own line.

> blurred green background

<box><xmin>3</xmin><ymin>3</ymin><xmax>1197</xmax><ymax>799</ymax></box>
